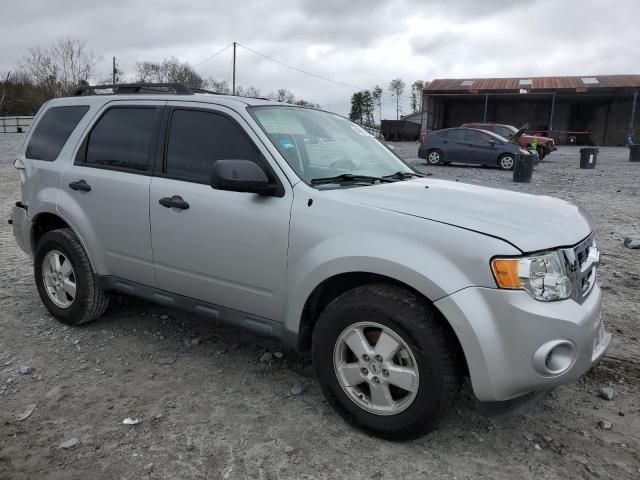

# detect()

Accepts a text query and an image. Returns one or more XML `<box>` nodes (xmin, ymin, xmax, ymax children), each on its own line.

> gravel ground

<box><xmin>1</xmin><ymin>133</ymin><xmax>639</xmax><ymax>480</ymax></box>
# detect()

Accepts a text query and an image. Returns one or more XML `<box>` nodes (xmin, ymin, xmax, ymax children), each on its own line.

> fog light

<box><xmin>533</xmin><ymin>340</ymin><xmax>577</xmax><ymax>376</ymax></box>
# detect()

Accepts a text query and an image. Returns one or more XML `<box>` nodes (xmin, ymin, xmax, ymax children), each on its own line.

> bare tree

<box><xmin>388</xmin><ymin>78</ymin><xmax>405</xmax><ymax>120</ymax></box>
<box><xmin>136</xmin><ymin>57</ymin><xmax>204</xmax><ymax>89</ymax></box>
<box><xmin>274</xmin><ymin>88</ymin><xmax>296</xmax><ymax>103</ymax></box>
<box><xmin>244</xmin><ymin>86</ymin><xmax>261</xmax><ymax>98</ymax></box>
<box><xmin>206</xmin><ymin>78</ymin><xmax>231</xmax><ymax>94</ymax></box>
<box><xmin>19</xmin><ymin>37</ymin><xmax>98</xmax><ymax>96</ymax></box>
<box><xmin>0</xmin><ymin>71</ymin><xmax>11</xmax><ymax>113</ymax></box>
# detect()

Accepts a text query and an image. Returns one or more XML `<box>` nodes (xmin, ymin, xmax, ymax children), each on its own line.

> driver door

<box><xmin>149</xmin><ymin>103</ymin><xmax>293</xmax><ymax>320</ymax></box>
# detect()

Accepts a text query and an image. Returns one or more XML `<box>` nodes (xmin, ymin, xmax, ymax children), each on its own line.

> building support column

<box><xmin>483</xmin><ymin>94</ymin><xmax>489</xmax><ymax>122</ymax></box>
<box><xmin>548</xmin><ymin>92</ymin><xmax>556</xmax><ymax>133</ymax></box>
<box><xmin>628</xmin><ymin>89</ymin><xmax>638</xmax><ymax>144</ymax></box>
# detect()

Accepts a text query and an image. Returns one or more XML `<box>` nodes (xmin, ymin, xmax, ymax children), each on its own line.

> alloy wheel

<box><xmin>42</xmin><ymin>250</ymin><xmax>76</xmax><ymax>308</ymax></box>
<box><xmin>333</xmin><ymin>322</ymin><xmax>419</xmax><ymax>416</ymax></box>
<box><xmin>500</xmin><ymin>155</ymin><xmax>514</xmax><ymax>169</ymax></box>
<box><xmin>427</xmin><ymin>151</ymin><xmax>441</xmax><ymax>165</ymax></box>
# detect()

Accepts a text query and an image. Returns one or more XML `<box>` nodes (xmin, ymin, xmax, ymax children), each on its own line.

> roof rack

<box><xmin>70</xmin><ymin>82</ymin><xmax>203</xmax><ymax>96</ymax></box>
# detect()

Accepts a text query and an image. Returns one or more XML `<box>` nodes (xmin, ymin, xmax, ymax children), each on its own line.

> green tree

<box><xmin>372</xmin><ymin>85</ymin><xmax>383</xmax><ymax>124</ymax></box>
<box><xmin>349</xmin><ymin>91</ymin><xmax>364</xmax><ymax>123</ymax></box>
<box><xmin>388</xmin><ymin>78</ymin><xmax>405</xmax><ymax>120</ymax></box>
<box><xmin>411</xmin><ymin>80</ymin><xmax>425</xmax><ymax>113</ymax></box>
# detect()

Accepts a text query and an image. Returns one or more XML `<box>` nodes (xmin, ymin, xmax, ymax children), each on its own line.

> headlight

<box><xmin>519</xmin><ymin>148</ymin><xmax>531</xmax><ymax>155</ymax></box>
<box><xmin>491</xmin><ymin>251</ymin><xmax>572</xmax><ymax>301</ymax></box>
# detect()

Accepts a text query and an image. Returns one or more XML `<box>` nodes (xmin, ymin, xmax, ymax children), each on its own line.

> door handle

<box><xmin>443</xmin><ymin>140</ymin><xmax>448</xmax><ymax>144</ymax></box>
<box><xmin>159</xmin><ymin>195</ymin><xmax>190</xmax><ymax>210</ymax></box>
<box><xmin>69</xmin><ymin>180</ymin><xmax>91</xmax><ymax>192</ymax></box>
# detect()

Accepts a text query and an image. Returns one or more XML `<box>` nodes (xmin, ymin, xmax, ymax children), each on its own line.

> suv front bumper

<box><xmin>434</xmin><ymin>282</ymin><xmax>609</xmax><ymax>403</ymax></box>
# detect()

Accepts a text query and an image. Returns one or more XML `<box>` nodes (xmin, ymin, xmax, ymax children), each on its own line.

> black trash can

<box><xmin>630</xmin><ymin>144</ymin><xmax>640</xmax><ymax>162</ymax></box>
<box><xmin>579</xmin><ymin>147</ymin><xmax>599</xmax><ymax>169</ymax></box>
<box><xmin>513</xmin><ymin>155</ymin><xmax>533</xmax><ymax>183</ymax></box>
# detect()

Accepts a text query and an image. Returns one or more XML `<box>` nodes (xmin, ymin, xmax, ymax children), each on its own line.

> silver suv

<box><xmin>10</xmin><ymin>83</ymin><xmax>610</xmax><ymax>440</ymax></box>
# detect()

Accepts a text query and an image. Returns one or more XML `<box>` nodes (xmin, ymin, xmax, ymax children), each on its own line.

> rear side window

<box><xmin>165</xmin><ymin>109</ymin><xmax>266</xmax><ymax>183</ymax></box>
<box><xmin>82</xmin><ymin>108</ymin><xmax>157</xmax><ymax>171</ymax></box>
<box><xmin>441</xmin><ymin>129</ymin><xmax>463</xmax><ymax>141</ymax></box>
<box><xmin>26</xmin><ymin>106</ymin><xmax>89</xmax><ymax>161</ymax></box>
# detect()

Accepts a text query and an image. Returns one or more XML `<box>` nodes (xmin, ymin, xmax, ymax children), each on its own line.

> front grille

<box><xmin>562</xmin><ymin>233</ymin><xmax>598</xmax><ymax>303</ymax></box>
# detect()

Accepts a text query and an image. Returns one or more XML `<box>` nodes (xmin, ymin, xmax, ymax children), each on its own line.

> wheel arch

<box><xmin>30</xmin><ymin>211</ymin><xmax>97</xmax><ymax>271</ymax></box>
<box><xmin>295</xmin><ymin>271</ymin><xmax>468</xmax><ymax>376</ymax></box>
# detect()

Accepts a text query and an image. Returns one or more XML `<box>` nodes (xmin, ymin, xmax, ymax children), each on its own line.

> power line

<box><xmin>237</xmin><ymin>43</ymin><xmax>366</xmax><ymax>91</ymax></box>
<box><xmin>193</xmin><ymin>43</ymin><xmax>233</xmax><ymax>67</ymax></box>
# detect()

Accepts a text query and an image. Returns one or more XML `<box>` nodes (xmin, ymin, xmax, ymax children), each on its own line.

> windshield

<box><xmin>249</xmin><ymin>106</ymin><xmax>414</xmax><ymax>186</ymax></box>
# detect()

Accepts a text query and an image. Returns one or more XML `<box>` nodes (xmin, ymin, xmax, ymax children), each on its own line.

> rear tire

<box><xmin>498</xmin><ymin>154</ymin><xmax>515</xmax><ymax>170</ymax></box>
<box><xmin>34</xmin><ymin>228</ymin><xmax>109</xmax><ymax>325</ymax></box>
<box><xmin>312</xmin><ymin>284</ymin><xmax>460</xmax><ymax>440</ymax></box>
<box><xmin>536</xmin><ymin>146</ymin><xmax>545</xmax><ymax>161</ymax></box>
<box><xmin>426</xmin><ymin>149</ymin><xmax>443</xmax><ymax>165</ymax></box>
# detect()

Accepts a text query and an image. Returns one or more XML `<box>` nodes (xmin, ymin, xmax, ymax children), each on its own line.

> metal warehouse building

<box><xmin>420</xmin><ymin>75</ymin><xmax>640</xmax><ymax>146</ymax></box>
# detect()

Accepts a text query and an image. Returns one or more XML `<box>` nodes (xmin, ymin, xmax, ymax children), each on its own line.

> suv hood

<box><xmin>327</xmin><ymin>178</ymin><xmax>593</xmax><ymax>252</ymax></box>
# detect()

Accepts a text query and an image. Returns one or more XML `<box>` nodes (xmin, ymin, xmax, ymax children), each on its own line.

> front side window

<box><xmin>26</xmin><ymin>105</ymin><xmax>89</xmax><ymax>161</ymax></box>
<box><xmin>165</xmin><ymin>109</ymin><xmax>268</xmax><ymax>184</ymax></box>
<box><xmin>249</xmin><ymin>106</ymin><xmax>413</xmax><ymax>186</ymax></box>
<box><xmin>83</xmin><ymin>107</ymin><xmax>157</xmax><ymax>171</ymax></box>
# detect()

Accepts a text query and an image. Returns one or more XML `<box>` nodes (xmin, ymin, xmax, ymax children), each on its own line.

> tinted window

<box><xmin>464</xmin><ymin>130</ymin><xmax>488</xmax><ymax>143</ymax></box>
<box><xmin>84</xmin><ymin>108</ymin><xmax>157</xmax><ymax>171</ymax></box>
<box><xmin>26</xmin><ymin>106</ymin><xmax>89</xmax><ymax>161</ymax></box>
<box><xmin>496</xmin><ymin>127</ymin><xmax>512</xmax><ymax>138</ymax></box>
<box><xmin>166</xmin><ymin>109</ymin><xmax>265</xmax><ymax>183</ymax></box>
<box><xmin>442</xmin><ymin>129</ymin><xmax>464</xmax><ymax>141</ymax></box>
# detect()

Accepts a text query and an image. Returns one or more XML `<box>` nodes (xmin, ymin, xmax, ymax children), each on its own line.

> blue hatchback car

<box><xmin>418</xmin><ymin>127</ymin><xmax>538</xmax><ymax>170</ymax></box>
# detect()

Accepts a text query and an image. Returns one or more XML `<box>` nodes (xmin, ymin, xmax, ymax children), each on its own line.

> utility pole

<box><xmin>112</xmin><ymin>57</ymin><xmax>117</xmax><ymax>86</ymax></box>
<box><xmin>232</xmin><ymin>42</ymin><xmax>237</xmax><ymax>95</ymax></box>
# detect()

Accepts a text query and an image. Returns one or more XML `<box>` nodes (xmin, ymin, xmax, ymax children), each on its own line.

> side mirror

<box><xmin>211</xmin><ymin>160</ymin><xmax>279</xmax><ymax>196</ymax></box>
<box><xmin>489</xmin><ymin>139</ymin><xmax>496</xmax><ymax>146</ymax></box>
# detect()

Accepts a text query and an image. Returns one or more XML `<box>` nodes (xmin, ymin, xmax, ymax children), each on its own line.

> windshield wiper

<box><xmin>383</xmin><ymin>171</ymin><xmax>428</xmax><ymax>180</ymax></box>
<box><xmin>310</xmin><ymin>174</ymin><xmax>394</xmax><ymax>185</ymax></box>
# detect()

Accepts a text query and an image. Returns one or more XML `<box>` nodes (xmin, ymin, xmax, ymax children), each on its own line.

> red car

<box><xmin>461</xmin><ymin>123</ymin><xmax>557</xmax><ymax>160</ymax></box>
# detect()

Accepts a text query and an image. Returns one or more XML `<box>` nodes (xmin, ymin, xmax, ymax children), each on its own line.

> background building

<box><xmin>421</xmin><ymin>75</ymin><xmax>640</xmax><ymax>145</ymax></box>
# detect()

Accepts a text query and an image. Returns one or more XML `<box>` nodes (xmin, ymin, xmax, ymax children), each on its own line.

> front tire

<box><xmin>34</xmin><ymin>228</ymin><xmax>109</xmax><ymax>325</ymax></box>
<box><xmin>312</xmin><ymin>284</ymin><xmax>460</xmax><ymax>440</ymax></box>
<box><xmin>536</xmin><ymin>146</ymin><xmax>546</xmax><ymax>161</ymax></box>
<box><xmin>498</xmin><ymin>154</ymin><xmax>515</xmax><ymax>170</ymax></box>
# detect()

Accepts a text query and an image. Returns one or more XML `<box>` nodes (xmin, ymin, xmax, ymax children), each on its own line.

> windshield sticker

<box><xmin>279</xmin><ymin>138</ymin><xmax>296</xmax><ymax>149</ymax></box>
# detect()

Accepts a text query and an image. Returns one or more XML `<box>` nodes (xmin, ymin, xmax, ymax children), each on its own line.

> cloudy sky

<box><xmin>1</xmin><ymin>0</ymin><xmax>638</xmax><ymax>116</ymax></box>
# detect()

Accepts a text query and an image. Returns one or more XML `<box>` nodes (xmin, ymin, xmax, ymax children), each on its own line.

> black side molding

<box><xmin>96</xmin><ymin>275</ymin><xmax>299</xmax><ymax>350</ymax></box>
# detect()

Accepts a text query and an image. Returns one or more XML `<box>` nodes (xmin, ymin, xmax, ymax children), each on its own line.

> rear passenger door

<box><xmin>58</xmin><ymin>101</ymin><xmax>164</xmax><ymax>286</ymax></box>
<box><xmin>148</xmin><ymin>103</ymin><xmax>292</xmax><ymax>321</ymax></box>
<box><xmin>442</xmin><ymin>129</ymin><xmax>466</xmax><ymax>161</ymax></box>
<box><xmin>463</xmin><ymin>130</ymin><xmax>499</xmax><ymax>165</ymax></box>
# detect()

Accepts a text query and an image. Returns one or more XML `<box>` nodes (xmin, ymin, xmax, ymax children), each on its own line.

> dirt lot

<box><xmin>1</xmin><ymin>133</ymin><xmax>639</xmax><ymax>479</ymax></box>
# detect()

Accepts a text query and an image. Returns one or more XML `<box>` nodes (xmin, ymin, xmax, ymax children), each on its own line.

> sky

<box><xmin>1</xmin><ymin>0</ymin><xmax>638</xmax><ymax>117</ymax></box>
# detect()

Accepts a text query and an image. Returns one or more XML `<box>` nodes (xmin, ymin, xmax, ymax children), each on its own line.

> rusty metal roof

<box><xmin>425</xmin><ymin>75</ymin><xmax>640</xmax><ymax>93</ymax></box>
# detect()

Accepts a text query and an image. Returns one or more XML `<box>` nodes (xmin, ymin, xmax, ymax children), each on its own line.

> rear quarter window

<box><xmin>25</xmin><ymin>106</ymin><xmax>89</xmax><ymax>161</ymax></box>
